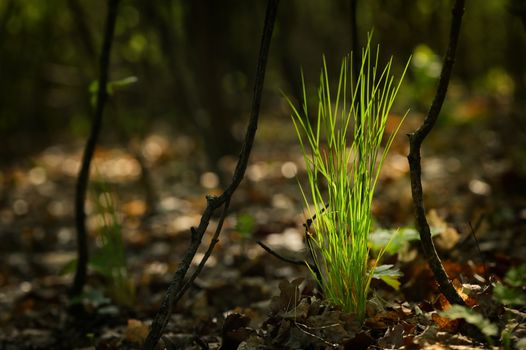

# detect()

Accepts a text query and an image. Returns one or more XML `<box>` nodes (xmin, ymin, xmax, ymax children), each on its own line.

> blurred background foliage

<box><xmin>0</xmin><ymin>0</ymin><xmax>525</xmax><ymax>168</ymax></box>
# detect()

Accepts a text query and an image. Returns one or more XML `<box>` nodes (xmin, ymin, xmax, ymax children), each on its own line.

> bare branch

<box><xmin>407</xmin><ymin>0</ymin><xmax>466</xmax><ymax>306</ymax></box>
<box><xmin>257</xmin><ymin>241</ymin><xmax>308</xmax><ymax>266</ymax></box>
<box><xmin>71</xmin><ymin>0</ymin><xmax>120</xmax><ymax>297</ymax></box>
<box><xmin>176</xmin><ymin>197</ymin><xmax>231</xmax><ymax>303</ymax></box>
<box><xmin>141</xmin><ymin>1</ymin><xmax>280</xmax><ymax>348</ymax></box>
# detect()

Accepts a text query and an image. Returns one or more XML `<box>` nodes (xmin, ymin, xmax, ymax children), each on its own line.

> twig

<box><xmin>141</xmin><ymin>1</ymin><xmax>280</xmax><ymax>348</ymax></box>
<box><xmin>406</xmin><ymin>0</ymin><xmax>466</xmax><ymax>306</ymax></box>
<box><xmin>257</xmin><ymin>206</ymin><xmax>323</xmax><ymax>286</ymax></box>
<box><xmin>257</xmin><ymin>206</ymin><xmax>324</xmax><ymax>290</ymax></box>
<box><xmin>257</xmin><ymin>205</ymin><xmax>325</xmax><ymax>280</ymax></box>
<box><xmin>294</xmin><ymin>321</ymin><xmax>339</xmax><ymax>348</ymax></box>
<box><xmin>302</xmin><ymin>203</ymin><xmax>328</xmax><ymax>233</ymax></box>
<box><xmin>303</xmin><ymin>205</ymin><xmax>325</xmax><ymax>287</ymax></box>
<box><xmin>257</xmin><ymin>241</ymin><xmax>307</xmax><ymax>266</ymax></box>
<box><xmin>468</xmin><ymin>220</ymin><xmax>488</xmax><ymax>277</ymax></box>
<box><xmin>175</xmin><ymin>197</ymin><xmax>231</xmax><ymax>303</ymax></box>
<box><xmin>71</xmin><ymin>0</ymin><xmax>120</xmax><ymax>297</ymax></box>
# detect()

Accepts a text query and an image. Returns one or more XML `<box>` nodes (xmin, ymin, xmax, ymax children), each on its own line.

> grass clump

<box><xmin>89</xmin><ymin>180</ymin><xmax>135</xmax><ymax>307</ymax></box>
<box><xmin>287</xmin><ymin>35</ymin><xmax>409</xmax><ymax>322</ymax></box>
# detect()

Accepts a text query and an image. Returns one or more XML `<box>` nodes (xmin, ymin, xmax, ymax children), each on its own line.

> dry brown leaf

<box><xmin>269</xmin><ymin>278</ymin><xmax>303</xmax><ymax>315</ymax></box>
<box><xmin>365</xmin><ymin>310</ymin><xmax>400</xmax><ymax>330</ymax></box>
<box><xmin>428</xmin><ymin>209</ymin><xmax>460</xmax><ymax>250</ymax></box>
<box><xmin>451</xmin><ymin>279</ymin><xmax>476</xmax><ymax>306</ymax></box>
<box><xmin>435</xmin><ymin>294</ymin><xmax>451</xmax><ymax>311</ymax></box>
<box><xmin>122</xmin><ymin>199</ymin><xmax>146</xmax><ymax>216</ymax></box>
<box><xmin>220</xmin><ymin>313</ymin><xmax>252</xmax><ymax>350</ymax></box>
<box><xmin>431</xmin><ymin>312</ymin><xmax>459</xmax><ymax>333</ymax></box>
<box><xmin>124</xmin><ymin>319</ymin><xmax>149</xmax><ymax>345</ymax></box>
<box><xmin>395</xmin><ymin>302</ymin><xmax>414</xmax><ymax>317</ymax></box>
<box><xmin>281</xmin><ymin>297</ymin><xmax>310</xmax><ymax>320</ymax></box>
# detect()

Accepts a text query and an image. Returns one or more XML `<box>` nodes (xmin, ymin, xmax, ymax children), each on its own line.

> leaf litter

<box><xmin>1</xmin><ymin>118</ymin><xmax>525</xmax><ymax>349</ymax></box>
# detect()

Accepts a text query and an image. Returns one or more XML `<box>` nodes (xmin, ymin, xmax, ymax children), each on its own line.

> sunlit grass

<box><xmin>286</xmin><ymin>34</ymin><xmax>409</xmax><ymax>322</ymax></box>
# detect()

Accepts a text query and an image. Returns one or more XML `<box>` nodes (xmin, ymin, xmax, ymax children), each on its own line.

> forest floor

<box><xmin>1</xmin><ymin>107</ymin><xmax>525</xmax><ymax>349</ymax></box>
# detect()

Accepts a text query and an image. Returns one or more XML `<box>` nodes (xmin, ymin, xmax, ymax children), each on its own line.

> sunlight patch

<box><xmin>13</xmin><ymin>199</ymin><xmax>28</xmax><ymax>215</ymax></box>
<box><xmin>247</xmin><ymin>162</ymin><xmax>268</xmax><ymax>182</ymax></box>
<box><xmin>469</xmin><ymin>179</ymin><xmax>491</xmax><ymax>196</ymax></box>
<box><xmin>29</xmin><ymin>166</ymin><xmax>47</xmax><ymax>185</ymax></box>
<box><xmin>265</xmin><ymin>228</ymin><xmax>304</xmax><ymax>251</ymax></box>
<box><xmin>200</xmin><ymin>172</ymin><xmax>219</xmax><ymax>189</ymax></box>
<box><xmin>280</xmin><ymin>161</ymin><xmax>297</xmax><ymax>178</ymax></box>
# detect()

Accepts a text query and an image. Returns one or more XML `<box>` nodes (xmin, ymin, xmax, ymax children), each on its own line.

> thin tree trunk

<box><xmin>142</xmin><ymin>1</ymin><xmax>279</xmax><ymax>348</ymax></box>
<box><xmin>71</xmin><ymin>0</ymin><xmax>120</xmax><ymax>297</ymax></box>
<box><xmin>407</xmin><ymin>0</ymin><xmax>467</xmax><ymax>306</ymax></box>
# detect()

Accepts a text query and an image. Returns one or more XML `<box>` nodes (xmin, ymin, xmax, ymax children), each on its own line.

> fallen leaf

<box><xmin>125</xmin><ymin>319</ymin><xmax>150</xmax><ymax>345</ymax></box>
<box><xmin>378</xmin><ymin>324</ymin><xmax>405</xmax><ymax>349</ymax></box>
<box><xmin>439</xmin><ymin>305</ymin><xmax>498</xmax><ymax>337</ymax></box>
<box><xmin>270</xmin><ymin>278</ymin><xmax>304</xmax><ymax>315</ymax></box>
<box><xmin>428</xmin><ymin>210</ymin><xmax>460</xmax><ymax>250</ymax></box>
<box><xmin>431</xmin><ymin>312</ymin><xmax>459</xmax><ymax>333</ymax></box>
<box><xmin>220</xmin><ymin>313</ymin><xmax>252</xmax><ymax>350</ymax></box>
<box><xmin>123</xmin><ymin>199</ymin><xmax>146</xmax><ymax>216</ymax></box>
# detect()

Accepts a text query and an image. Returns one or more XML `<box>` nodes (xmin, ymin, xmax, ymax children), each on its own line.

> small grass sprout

<box><xmin>286</xmin><ymin>35</ymin><xmax>409</xmax><ymax>322</ymax></box>
<box><xmin>89</xmin><ymin>179</ymin><xmax>135</xmax><ymax>307</ymax></box>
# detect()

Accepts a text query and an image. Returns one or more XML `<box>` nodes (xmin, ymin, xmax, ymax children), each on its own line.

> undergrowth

<box><xmin>88</xmin><ymin>179</ymin><xmax>135</xmax><ymax>307</ymax></box>
<box><xmin>287</xmin><ymin>34</ymin><xmax>409</xmax><ymax>322</ymax></box>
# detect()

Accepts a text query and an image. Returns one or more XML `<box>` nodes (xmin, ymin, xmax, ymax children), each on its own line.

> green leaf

<box><xmin>372</xmin><ymin>264</ymin><xmax>402</xmax><ymax>277</ymax></box>
<box><xmin>380</xmin><ymin>275</ymin><xmax>401</xmax><ymax>290</ymax></box>
<box><xmin>70</xmin><ymin>288</ymin><xmax>111</xmax><ymax>307</ymax></box>
<box><xmin>372</xmin><ymin>264</ymin><xmax>402</xmax><ymax>290</ymax></box>
<box><xmin>89</xmin><ymin>80</ymin><xmax>99</xmax><ymax>107</ymax></box>
<box><xmin>493</xmin><ymin>283</ymin><xmax>526</xmax><ymax>306</ymax></box>
<box><xmin>440</xmin><ymin>305</ymin><xmax>498</xmax><ymax>337</ymax></box>
<box><xmin>369</xmin><ymin>226</ymin><xmax>442</xmax><ymax>255</ymax></box>
<box><xmin>236</xmin><ymin>213</ymin><xmax>255</xmax><ymax>239</ymax></box>
<box><xmin>60</xmin><ymin>259</ymin><xmax>77</xmax><ymax>275</ymax></box>
<box><xmin>89</xmin><ymin>80</ymin><xmax>99</xmax><ymax>94</ymax></box>
<box><xmin>88</xmin><ymin>251</ymin><xmax>113</xmax><ymax>278</ymax></box>
<box><xmin>504</xmin><ymin>263</ymin><xmax>526</xmax><ymax>288</ymax></box>
<box><xmin>369</xmin><ymin>227</ymin><xmax>416</xmax><ymax>254</ymax></box>
<box><xmin>110</xmin><ymin>76</ymin><xmax>138</xmax><ymax>88</ymax></box>
<box><xmin>88</xmin><ymin>76</ymin><xmax>138</xmax><ymax>107</ymax></box>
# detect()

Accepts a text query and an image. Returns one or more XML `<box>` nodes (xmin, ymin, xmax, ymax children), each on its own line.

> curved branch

<box><xmin>258</xmin><ymin>241</ymin><xmax>308</xmax><ymax>266</ymax></box>
<box><xmin>175</xmin><ymin>197</ymin><xmax>231</xmax><ymax>303</ymax></box>
<box><xmin>141</xmin><ymin>1</ymin><xmax>280</xmax><ymax>348</ymax></box>
<box><xmin>407</xmin><ymin>0</ymin><xmax>466</xmax><ymax>306</ymax></box>
<box><xmin>71</xmin><ymin>0</ymin><xmax>120</xmax><ymax>297</ymax></box>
